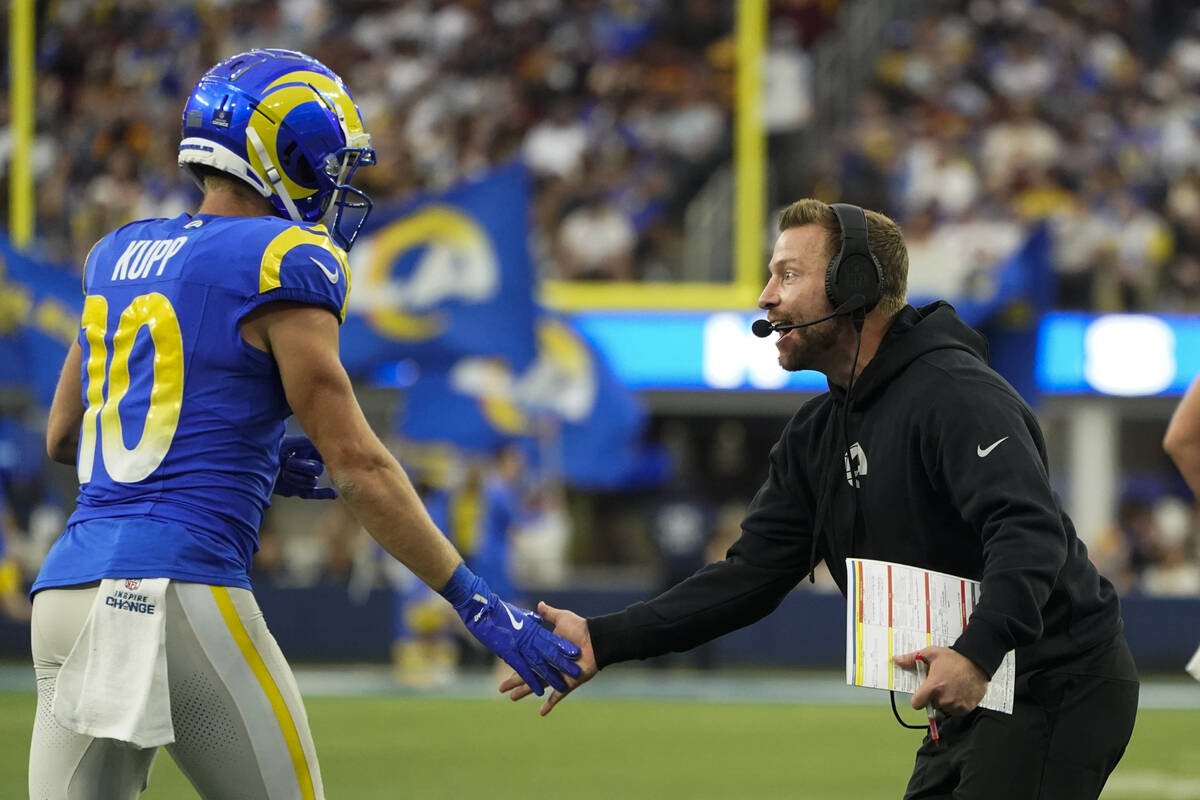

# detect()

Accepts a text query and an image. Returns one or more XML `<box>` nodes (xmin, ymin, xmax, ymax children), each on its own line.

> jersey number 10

<box><xmin>78</xmin><ymin>292</ymin><xmax>184</xmax><ymax>485</ymax></box>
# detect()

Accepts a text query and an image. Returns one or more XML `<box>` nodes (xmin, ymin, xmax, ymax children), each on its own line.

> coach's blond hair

<box><xmin>777</xmin><ymin>199</ymin><xmax>908</xmax><ymax>317</ymax></box>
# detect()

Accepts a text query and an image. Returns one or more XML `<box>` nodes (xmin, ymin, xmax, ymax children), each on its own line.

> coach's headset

<box><xmin>827</xmin><ymin>204</ymin><xmax>932</xmax><ymax>738</ymax></box>
<box><xmin>825</xmin><ymin>202</ymin><xmax>884</xmax><ymax>324</ymax></box>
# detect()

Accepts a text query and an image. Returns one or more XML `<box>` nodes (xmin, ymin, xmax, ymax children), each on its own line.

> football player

<box><xmin>31</xmin><ymin>49</ymin><xmax>579</xmax><ymax>799</ymax></box>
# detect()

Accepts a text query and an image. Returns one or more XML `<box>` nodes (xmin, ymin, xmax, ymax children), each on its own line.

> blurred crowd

<box><xmin>10</xmin><ymin>1</ymin><xmax>1200</xmax><ymax>299</ymax></box>
<box><xmin>13</xmin><ymin>0</ymin><xmax>828</xmax><ymax>282</ymax></box>
<box><xmin>819</xmin><ymin>0</ymin><xmax>1200</xmax><ymax>311</ymax></box>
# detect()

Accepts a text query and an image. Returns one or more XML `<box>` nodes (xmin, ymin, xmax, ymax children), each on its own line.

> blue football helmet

<box><xmin>178</xmin><ymin>48</ymin><xmax>376</xmax><ymax>250</ymax></box>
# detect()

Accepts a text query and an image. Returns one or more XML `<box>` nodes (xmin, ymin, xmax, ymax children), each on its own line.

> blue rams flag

<box><xmin>908</xmin><ymin>222</ymin><xmax>1053</xmax><ymax>327</ymax></box>
<box><xmin>974</xmin><ymin>222</ymin><xmax>1055</xmax><ymax>404</ymax></box>
<box><xmin>398</xmin><ymin>315</ymin><xmax>669</xmax><ymax>490</ymax></box>
<box><xmin>398</xmin><ymin>359</ymin><xmax>518</xmax><ymax>455</ymax></box>
<box><xmin>340</xmin><ymin>162</ymin><xmax>539</xmax><ymax>374</ymax></box>
<box><xmin>906</xmin><ymin>223</ymin><xmax>1052</xmax><ymax>403</ymax></box>
<box><xmin>0</xmin><ymin>235</ymin><xmax>83</xmax><ymax>407</ymax></box>
<box><xmin>905</xmin><ymin>223</ymin><xmax>1051</xmax><ymax>403</ymax></box>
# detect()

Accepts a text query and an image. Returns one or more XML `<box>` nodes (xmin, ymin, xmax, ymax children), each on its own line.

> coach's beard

<box><xmin>778</xmin><ymin>319</ymin><xmax>840</xmax><ymax>372</ymax></box>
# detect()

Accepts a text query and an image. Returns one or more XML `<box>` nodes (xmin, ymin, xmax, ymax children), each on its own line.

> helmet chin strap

<box><xmin>246</xmin><ymin>127</ymin><xmax>304</xmax><ymax>223</ymax></box>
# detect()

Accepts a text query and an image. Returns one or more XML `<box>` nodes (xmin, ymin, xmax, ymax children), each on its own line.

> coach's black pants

<box><xmin>903</xmin><ymin>634</ymin><xmax>1139</xmax><ymax>800</ymax></box>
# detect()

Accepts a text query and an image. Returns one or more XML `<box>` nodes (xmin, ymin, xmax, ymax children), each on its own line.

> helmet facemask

<box><xmin>320</xmin><ymin>144</ymin><xmax>376</xmax><ymax>251</ymax></box>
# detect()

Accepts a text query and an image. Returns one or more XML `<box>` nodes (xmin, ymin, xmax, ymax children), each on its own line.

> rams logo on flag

<box><xmin>340</xmin><ymin>163</ymin><xmax>539</xmax><ymax>373</ymax></box>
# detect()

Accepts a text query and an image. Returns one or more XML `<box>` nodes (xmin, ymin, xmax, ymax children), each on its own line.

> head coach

<box><xmin>503</xmin><ymin>198</ymin><xmax>1139</xmax><ymax>800</ymax></box>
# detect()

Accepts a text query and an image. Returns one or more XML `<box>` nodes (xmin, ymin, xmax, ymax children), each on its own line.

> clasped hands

<box><xmin>892</xmin><ymin>646</ymin><xmax>989</xmax><ymax>716</ymax></box>
<box><xmin>498</xmin><ymin>602</ymin><xmax>597</xmax><ymax>715</ymax></box>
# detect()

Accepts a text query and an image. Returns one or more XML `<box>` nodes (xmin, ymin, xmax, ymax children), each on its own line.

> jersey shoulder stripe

<box><xmin>257</xmin><ymin>222</ymin><xmax>351</xmax><ymax>321</ymax></box>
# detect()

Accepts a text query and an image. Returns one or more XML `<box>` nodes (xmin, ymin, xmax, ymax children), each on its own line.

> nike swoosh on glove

<box><xmin>446</xmin><ymin>571</ymin><xmax>581</xmax><ymax>695</ymax></box>
<box><xmin>273</xmin><ymin>435</ymin><xmax>338</xmax><ymax>499</ymax></box>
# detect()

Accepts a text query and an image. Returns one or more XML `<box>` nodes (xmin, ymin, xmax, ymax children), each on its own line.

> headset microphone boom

<box><xmin>751</xmin><ymin>295</ymin><xmax>869</xmax><ymax>338</ymax></box>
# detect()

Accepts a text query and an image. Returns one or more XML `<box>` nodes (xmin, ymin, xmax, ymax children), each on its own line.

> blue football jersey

<box><xmin>34</xmin><ymin>213</ymin><xmax>350</xmax><ymax>592</ymax></box>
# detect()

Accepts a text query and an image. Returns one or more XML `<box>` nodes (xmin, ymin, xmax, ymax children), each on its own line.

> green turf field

<box><xmin>3</xmin><ymin>691</ymin><xmax>1198</xmax><ymax>798</ymax></box>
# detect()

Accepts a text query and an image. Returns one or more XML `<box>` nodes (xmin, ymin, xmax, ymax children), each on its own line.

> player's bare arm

<box><xmin>46</xmin><ymin>340</ymin><xmax>85</xmax><ymax>465</ymax></box>
<box><xmin>244</xmin><ymin>301</ymin><xmax>462</xmax><ymax>590</ymax></box>
<box><xmin>244</xmin><ymin>301</ymin><xmax>582</xmax><ymax>695</ymax></box>
<box><xmin>1164</xmin><ymin>373</ymin><xmax>1200</xmax><ymax>493</ymax></box>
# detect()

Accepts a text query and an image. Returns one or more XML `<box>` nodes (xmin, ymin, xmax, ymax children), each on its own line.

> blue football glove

<box><xmin>273</xmin><ymin>435</ymin><xmax>338</xmax><ymax>499</ymax></box>
<box><xmin>440</xmin><ymin>564</ymin><xmax>581</xmax><ymax>695</ymax></box>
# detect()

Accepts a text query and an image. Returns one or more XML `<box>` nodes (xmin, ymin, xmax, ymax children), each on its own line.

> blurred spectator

<box><xmin>523</xmin><ymin>99</ymin><xmax>589</xmax><ymax>181</ymax></box>
<box><xmin>763</xmin><ymin>24</ymin><xmax>813</xmax><ymax>135</ymax></box>
<box><xmin>704</xmin><ymin>501</ymin><xmax>744</xmax><ymax>566</ymax></box>
<box><xmin>989</xmin><ymin>39</ymin><xmax>1055</xmax><ymax>103</ymax></box>
<box><xmin>904</xmin><ymin>207</ymin><xmax>974</xmax><ymax>299</ymax></box>
<box><xmin>1117</xmin><ymin>497</ymin><xmax>1166</xmax><ymax>586</ymax></box>
<box><xmin>647</xmin><ymin>481</ymin><xmax>716</xmax><ymax>669</ymax></box>
<box><xmin>1051</xmin><ymin>193</ymin><xmax>1112</xmax><ymax>309</ymax></box>
<box><xmin>312</xmin><ymin>498</ymin><xmax>366</xmax><ymax>584</ymax></box>
<box><xmin>468</xmin><ymin>443</ymin><xmax>527</xmax><ymax>604</ymax></box>
<box><xmin>1100</xmin><ymin>193</ymin><xmax>1173</xmax><ymax>310</ymax></box>
<box><xmin>980</xmin><ymin>101</ymin><xmax>1064</xmax><ymax>195</ymax></box>
<box><xmin>650</xmin><ymin>488</ymin><xmax>713</xmax><ymax>592</ymax></box>
<box><xmin>0</xmin><ymin>489</ymin><xmax>31</xmax><ymax>622</ymax></box>
<box><xmin>511</xmin><ymin>481</ymin><xmax>571</xmax><ymax>588</ymax></box>
<box><xmin>390</xmin><ymin>477</ymin><xmax>460</xmax><ymax>688</ymax></box>
<box><xmin>249</xmin><ymin>520</ymin><xmax>288</xmax><ymax>586</ymax></box>
<box><xmin>1139</xmin><ymin>497</ymin><xmax>1200</xmax><ymax>596</ymax></box>
<box><xmin>556</xmin><ymin>192</ymin><xmax>637</xmax><ymax>279</ymax></box>
<box><xmin>898</xmin><ymin>139</ymin><xmax>979</xmax><ymax>219</ymax></box>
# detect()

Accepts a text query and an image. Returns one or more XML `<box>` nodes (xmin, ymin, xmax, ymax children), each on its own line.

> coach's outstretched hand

<box><xmin>499</xmin><ymin>602</ymin><xmax>597</xmax><ymax>715</ymax></box>
<box><xmin>273</xmin><ymin>435</ymin><xmax>338</xmax><ymax>499</ymax></box>
<box><xmin>443</xmin><ymin>568</ymin><xmax>581</xmax><ymax>696</ymax></box>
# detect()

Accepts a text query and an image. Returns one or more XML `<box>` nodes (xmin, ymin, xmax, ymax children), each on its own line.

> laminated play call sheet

<box><xmin>845</xmin><ymin>558</ymin><xmax>1015</xmax><ymax>714</ymax></box>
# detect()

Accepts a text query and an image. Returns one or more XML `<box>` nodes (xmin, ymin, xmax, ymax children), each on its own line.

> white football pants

<box><xmin>29</xmin><ymin>581</ymin><xmax>324</xmax><ymax>800</ymax></box>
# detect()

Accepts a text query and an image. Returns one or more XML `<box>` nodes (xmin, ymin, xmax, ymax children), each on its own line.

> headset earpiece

<box><xmin>825</xmin><ymin>203</ymin><xmax>884</xmax><ymax>315</ymax></box>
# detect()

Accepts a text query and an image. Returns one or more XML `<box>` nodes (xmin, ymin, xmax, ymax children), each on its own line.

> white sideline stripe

<box><xmin>1103</xmin><ymin>772</ymin><xmax>1200</xmax><ymax>799</ymax></box>
<box><xmin>291</xmin><ymin>669</ymin><xmax>1200</xmax><ymax>712</ymax></box>
<box><xmin>1</xmin><ymin>664</ymin><xmax>1198</xmax><ymax>709</ymax></box>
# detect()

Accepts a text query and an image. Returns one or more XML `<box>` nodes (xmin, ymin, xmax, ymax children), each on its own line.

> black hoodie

<box><xmin>589</xmin><ymin>302</ymin><xmax>1125</xmax><ymax>679</ymax></box>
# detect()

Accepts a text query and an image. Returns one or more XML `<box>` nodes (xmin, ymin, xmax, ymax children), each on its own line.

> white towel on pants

<box><xmin>52</xmin><ymin>577</ymin><xmax>175</xmax><ymax>748</ymax></box>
